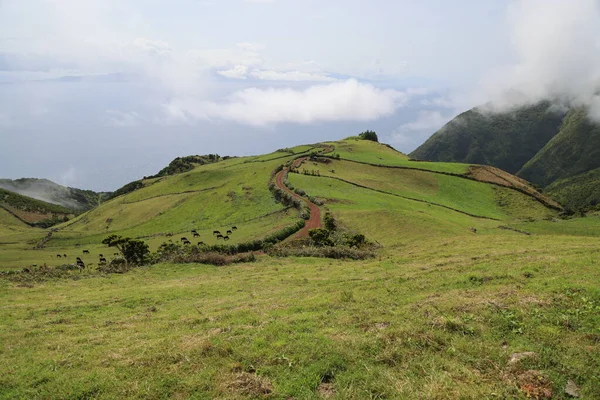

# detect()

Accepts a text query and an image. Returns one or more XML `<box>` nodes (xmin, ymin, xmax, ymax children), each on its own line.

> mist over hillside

<box><xmin>0</xmin><ymin>178</ymin><xmax>109</xmax><ymax>211</ymax></box>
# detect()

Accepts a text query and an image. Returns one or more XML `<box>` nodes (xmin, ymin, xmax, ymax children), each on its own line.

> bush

<box><xmin>309</xmin><ymin>228</ymin><xmax>333</xmax><ymax>246</ymax></box>
<box><xmin>267</xmin><ymin>245</ymin><xmax>375</xmax><ymax>260</ymax></box>
<box><xmin>102</xmin><ymin>235</ymin><xmax>150</xmax><ymax>265</ymax></box>
<box><xmin>358</xmin><ymin>130</ymin><xmax>379</xmax><ymax>142</ymax></box>
<box><xmin>323</xmin><ymin>212</ymin><xmax>336</xmax><ymax>232</ymax></box>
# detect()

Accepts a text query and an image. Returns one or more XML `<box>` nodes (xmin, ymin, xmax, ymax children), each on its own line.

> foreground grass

<box><xmin>1</xmin><ymin>235</ymin><xmax>598</xmax><ymax>399</ymax></box>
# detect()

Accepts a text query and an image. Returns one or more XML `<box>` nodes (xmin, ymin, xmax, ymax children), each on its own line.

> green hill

<box><xmin>410</xmin><ymin>102</ymin><xmax>565</xmax><ymax>174</ymax></box>
<box><xmin>0</xmin><ymin>188</ymin><xmax>73</xmax><ymax>227</ymax></box>
<box><xmin>1</xmin><ymin>138</ymin><xmax>599</xmax><ymax>399</ymax></box>
<box><xmin>518</xmin><ymin>107</ymin><xmax>600</xmax><ymax>187</ymax></box>
<box><xmin>410</xmin><ymin>102</ymin><xmax>600</xmax><ymax>210</ymax></box>
<box><xmin>0</xmin><ymin>178</ymin><xmax>110</xmax><ymax>211</ymax></box>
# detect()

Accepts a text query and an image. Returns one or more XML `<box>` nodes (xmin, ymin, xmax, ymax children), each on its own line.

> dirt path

<box><xmin>274</xmin><ymin>157</ymin><xmax>321</xmax><ymax>238</ymax></box>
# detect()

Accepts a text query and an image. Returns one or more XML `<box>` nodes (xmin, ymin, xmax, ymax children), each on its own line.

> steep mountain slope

<box><xmin>0</xmin><ymin>178</ymin><xmax>109</xmax><ymax>211</ymax></box>
<box><xmin>410</xmin><ymin>102</ymin><xmax>600</xmax><ymax>210</ymax></box>
<box><xmin>410</xmin><ymin>102</ymin><xmax>565</xmax><ymax>174</ymax></box>
<box><xmin>518</xmin><ymin>107</ymin><xmax>600</xmax><ymax>186</ymax></box>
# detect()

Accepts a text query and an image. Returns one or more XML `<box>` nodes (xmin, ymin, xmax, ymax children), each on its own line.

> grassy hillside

<box><xmin>544</xmin><ymin>167</ymin><xmax>600</xmax><ymax>212</ymax></box>
<box><xmin>0</xmin><ymin>188</ymin><xmax>72</xmax><ymax>227</ymax></box>
<box><xmin>518</xmin><ymin>107</ymin><xmax>600</xmax><ymax>187</ymax></box>
<box><xmin>1</xmin><ymin>138</ymin><xmax>599</xmax><ymax>398</ymax></box>
<box><xmin>410</xmin><ymin>102</ymin><xmax>564</xmax><ymax>174</ymax></box>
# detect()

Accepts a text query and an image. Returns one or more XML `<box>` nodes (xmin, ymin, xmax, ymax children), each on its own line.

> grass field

<box><xmin>1</xmin><ymin>234</ymin><xmax>598</xmax><ymax>399</ymax></box>
<box><xmin>330</xmin><ymin>139</ymin><xmax>471</xmax><ymax>174</ymax></box>
<box><xmin>1</xmin><ymin>139</ymin><xmax>599</xmax><ymax>398</ymax></box>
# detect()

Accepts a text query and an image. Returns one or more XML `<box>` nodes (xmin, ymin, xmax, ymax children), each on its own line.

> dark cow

<box><xmin>231</xmin><ymin>226</ymin><xmax>238</xmax><ymax>231</ymax></box>
<box><xmin>216</xmin><ymin>234</ymin><xmax>224</xmax><ymax>240</ymax></box>
<box><xmin>83</xmin><ymin>249</ymin><xmax>90</xmax><ymax>254</ymax></box>
<box><xmin>213</xmin><ymin>230</ymin><xmax>221</xmax><ymax>236</ymax></box>
<box><xmin>226</xmin><ymin>230</ymin><xmax>232</xmax><ymax>235</ymax></box>
<box><xmin>180</xmin><ymin>237</ymin><xmax>189</xmax><ymax>242</ymax></box>
<box><xmin>166</xmin><ymin>233</ymin><xmax>173</xmax><ymax>237</ymax></box>
<box><xmin>183</xmin><ymin>239</ymin><xmax>191</xmax><ymax>245</ymax></box>
<box><xmin>223</xmin><ymin>236</ymin><xmax>230</xmax><ymax>241</ymax></box>
<box><xmin>113</xmin><ymin>253</ymin><xmax>119</xmax><ymax>256</ymax></box>
<box><xmin>99</xmin><ymin>254</ymin><xmax>104</xmax><ymax>257</ymax></box>
<box><xmin>469</xmin><ymin>227</ymin><xmax>477</xmax><ymax>234</ymax></box>
<box><xmin>99</xmin><ymin>257</ymin><xmax>107</xmax><ymax>265</ymax></box>
<box><xmin>193</xmin><ymin>232</ymin><xmax>200</xmax><ymax>237</ymax></box>
<box><xmin>56</xmin><ymin>254</ymin><xmax>62</xmax><ymax>258</ymax></box>
<box><xmin>63</xmin><ymin>254</ymin><xmax>67</xmax><ymax>258</ymax></box>
<box><xmin>197</xmin><ymin>241</ymin><xmax>205</xmax><ymax>246</ymax></box>
<box><xmin>76</xmin><ymin>258</ymin><xmax>85</xmax><ymax>269</ymax></box>
<box><xmin>191</xmin><ymin>230</ymin><xmax>198</xmax><ymax>234</ymax></box>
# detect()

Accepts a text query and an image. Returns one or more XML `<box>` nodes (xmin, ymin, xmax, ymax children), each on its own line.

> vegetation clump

<box><xmin>102</xmin><ymin>235</ymin><xmax>150</xmax><ymax>265</ymax></box>
<box><xmin>358</xmin><ymin>130</ymin><xmax>379</xmax><ymax>142</ymax></box>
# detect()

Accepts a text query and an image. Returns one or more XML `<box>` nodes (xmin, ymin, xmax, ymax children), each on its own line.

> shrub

<box><xmin>267</xmin><ymin>245</ymin><xmax>375</xmax><ymax>260</ymax></box>
<box><xmin>358</xmin><ymin>130</ymin><xmax>378</xmax><ymax>142</ymax></box>
<box><xmin>102</xmin><ymin>235</ymin><xmax>149</xmax><ymax>265</ymax></box>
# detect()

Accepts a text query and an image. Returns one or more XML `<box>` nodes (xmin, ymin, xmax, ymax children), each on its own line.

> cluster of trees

<box><xmin>359</xmin><ymin>130</ymin><xmax>379</xmax><ymax>142</ymax></box>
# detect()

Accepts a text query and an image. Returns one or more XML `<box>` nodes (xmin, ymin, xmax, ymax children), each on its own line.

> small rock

<box><xmin>565</xmin><ymin>379</ymin><xmax>580</xmax><ymax>398</ymax></box>
<box><xmin>508</xmin><ymin>351</ymin><xmax>536</xmax><ymax>364</ymax></box>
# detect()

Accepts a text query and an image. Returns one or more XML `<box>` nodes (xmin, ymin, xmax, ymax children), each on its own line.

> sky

<box><xmin>1</xmin><ymin>0</ymin><xmax>599</xmax><ymax>191</ymax></box>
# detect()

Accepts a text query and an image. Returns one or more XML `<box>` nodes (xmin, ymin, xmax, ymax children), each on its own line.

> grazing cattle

<box><xmin>183</xmin><ymin>239</ymin><xmax>191</xmax><ymax>245</ymax></box>
<box><xmin>213</xmin><ymin>230</ymin><xmax>221</xmax><ymax>236</ymax></box>
<box><xmin>99</xmin><ymin>254</ymin><xmax>104</xmax><ymax>257</ymax></box>
<box><xmin>113</xmin><ymin>253</ymin><xmax>119</xmax><ymax>256</ymax></box>
<box><xmin>180</xmin><ymin>237</ymin><xmax>189</xmax><ymax>242</ymax></box>
<box><xmin>232</xmin><ymin>226</ymin><xmax>238</xmax><ymax>231</ymax></box>
<box><xmin>216</xmin><ymin>234</ymin><xmax>224</xmax><ymax>239</ymax></box>
<box><xmin>99</xmin><ymin>257</ymin><xmax>107</xmax><ymax>265</ymax></box>
<box><xmin>83</xmin><ymin>249</ymin><xmax>90</xmax><ymax>254</ymax></box>
<box><xmin>166</xmin><ymin>233</ymin><xmax>173</xmax><ymax>237</ymax></box>
<box><xmin>223</xmin><ymin>236</ymin><xmax>230</xmax><ymax>241</ymax></box>
<box><xmin>193</xmin><ymin>232</ymin><xmax>200</xmax><ymax>237</ymax></box>
<box><xmin>197</xmin><ymin>241</ymin><xmax>205</xmax><ymax>246</ymax></box>
<box><xmin>469</xmin><ymin>227</ymin><xmax>477</xmax><ymax>234</ymax></box>
<box><xmin>191</xmin><ymin>230</ymin><xmax>197</xmax><ymax>234</ymax></box>
<box><xmin>56</xmin><ymin>254</ymin><xmax>62</xmax><ymax>258</ymax></box>
<box><xmin>63</xmin><ymin>254</ymin><xmax>67</xmax><ymax>258</ymax></box>
<box><xmin>76</xmin><ymin>258</ymin><xmax>85</xmax><ymax>269</ymax></box>
<box><xmin>226</xmin><ymin>230</ymin><xmax>232</xmax><ymax>235</ymax></box>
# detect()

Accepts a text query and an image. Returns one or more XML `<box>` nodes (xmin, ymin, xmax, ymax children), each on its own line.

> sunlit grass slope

<box><xmin>297</xmin><ymin>158</ymin><xmax>555</xmax><ymax>221</ymax></box>
<box><xmin>329</xmin><ymin>138</ymin><xmax>470</xmax><ymax>174</ymax></box>
<box><xmin>0</xmin><ymin>150</ymin><xmax>305</xmax><ymax>269</ymax></box>
<box><xmin>1</xmin><ymin>235</ymin><xmax>599</xmax><ymax>399</ymax></box>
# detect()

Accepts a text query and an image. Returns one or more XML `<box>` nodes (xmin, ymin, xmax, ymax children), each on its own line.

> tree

<box><xmin>309</xmin><ymin>228</ymin><xmax>333</xmax><ymax>246</ymax></box>
<box><xmin>359</xmin><ymin>130</ymin><xmax>379</xmax><ymax>142</ymax></box>
<box><xmin>323</xmin><ymin>212</ymin><xmax>336</xmax><ymax>232</ymax></box>
<box><xmin>102</xmin><ymin>235</ymin><xmax>149</xmax><ymax>265</ymax></box>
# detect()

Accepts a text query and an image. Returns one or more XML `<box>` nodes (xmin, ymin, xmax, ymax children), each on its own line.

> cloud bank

<box><xmin>478</xmin><ymin>0</ymin><xmax>600</xmax><ymax>120</ymax></box>
<box><xmin>163</xmin><ymin>79</ymin><xmax>416</xmax><ymax>126</ymax></box>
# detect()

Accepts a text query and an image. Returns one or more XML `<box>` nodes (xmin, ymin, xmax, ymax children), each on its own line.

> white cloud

<box><xmin>390</xmin><ymin>110</ymin><xmax>455</xmax><ymax>147</ymax></box>
<box><xmin>476</xmin><ymin>0</ymin><xmax>600</xmax><ymax>120</ymax></box>
<box><xmin>217</xmin><ymin>65</ymin><xmax>249</xmax><ymax>79</ymax></box>
<box><xmin>105</xmin><ymin>110</ymin><xmax>145</xmax><ymax>127</ymax></box>
<box><xmin>249</xmin><ymin>69</ymin><xmax>335</xmax><ymax>82</ymax></box>
<box><xmin>164</xmin><ymin>79</ymin><xmax>413</xmax><ymax>126</ymax></box>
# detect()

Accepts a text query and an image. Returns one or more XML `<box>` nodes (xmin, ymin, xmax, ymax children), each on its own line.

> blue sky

<box><xmin>1</xmin><ymin>0</ymin><xmax>599</xmax><ymax>190</ymax></box>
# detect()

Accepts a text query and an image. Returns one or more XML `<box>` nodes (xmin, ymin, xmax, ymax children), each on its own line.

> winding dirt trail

<box><xmin>274</xmin><ymin>157</ymin><xmax>321</xmax><ymax>238</ymax></box>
